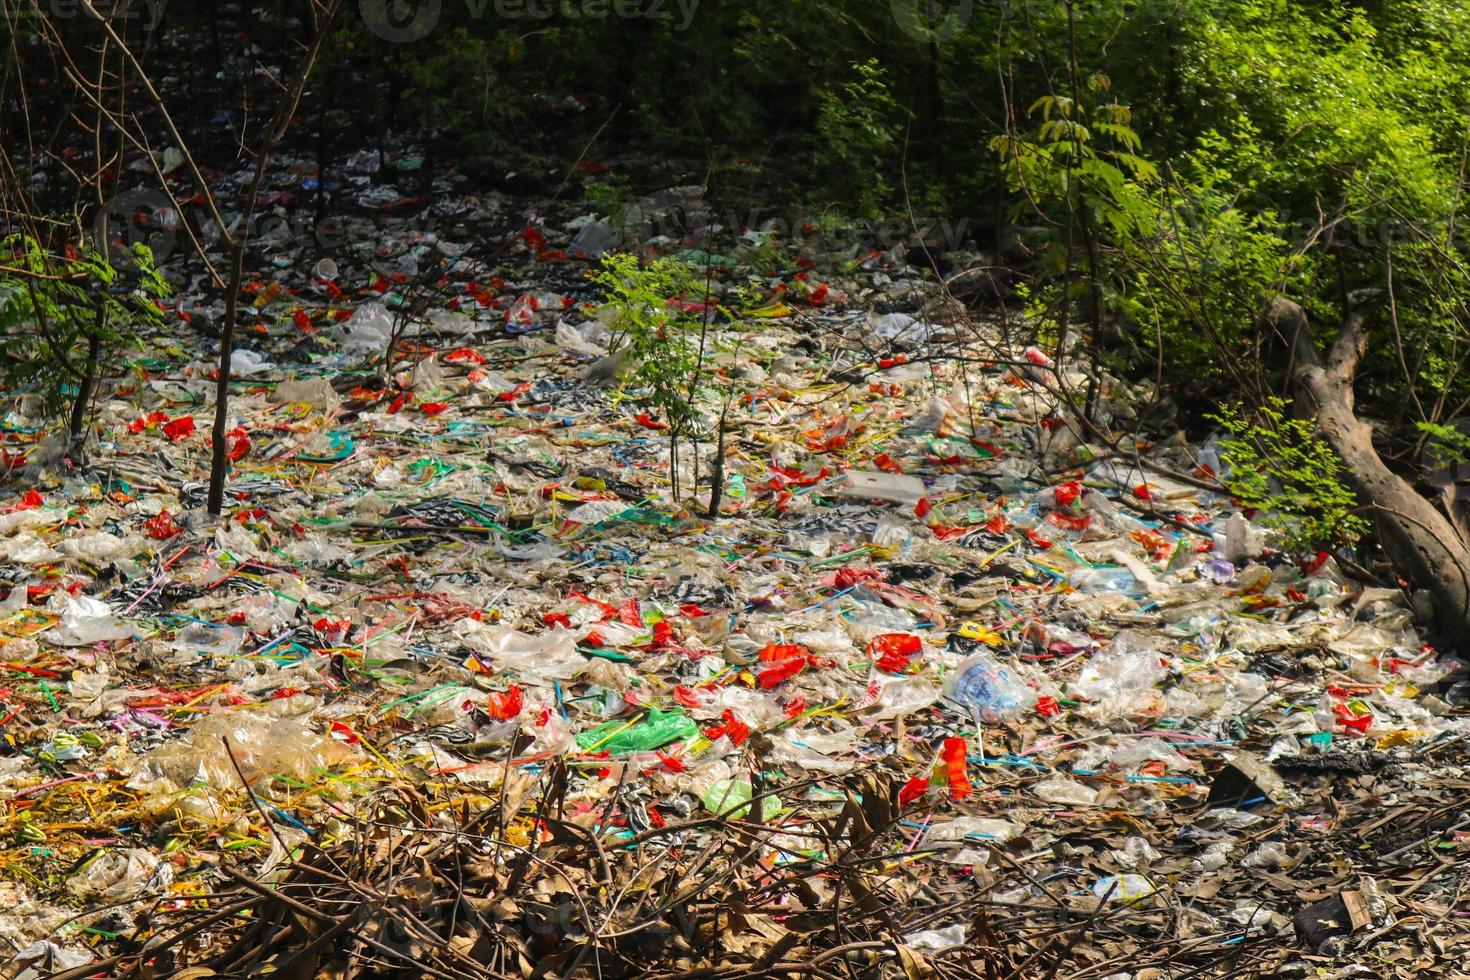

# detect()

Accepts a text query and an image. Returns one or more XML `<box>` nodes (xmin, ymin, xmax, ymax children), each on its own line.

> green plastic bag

<box><xmin>574</xmin><ymin>708</ymin><xmax>697</xmax><ymax>754</ymax></box>
<box><xmin>701</xmin><ymin>779</ymin><xmax>781</xmax><ymax>820</ymax></box>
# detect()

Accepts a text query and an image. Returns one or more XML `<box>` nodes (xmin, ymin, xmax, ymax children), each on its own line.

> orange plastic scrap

<box><xmin>943</xmin><ymin>737</ymin><xmax>972</xmax><ymax>801</ymax></box>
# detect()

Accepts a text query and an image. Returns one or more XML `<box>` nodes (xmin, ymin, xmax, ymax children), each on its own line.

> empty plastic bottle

<box><xmin>943</xmin><ymin>650</ymin><xmax>1035</xmax><ymax>722</ymax></box>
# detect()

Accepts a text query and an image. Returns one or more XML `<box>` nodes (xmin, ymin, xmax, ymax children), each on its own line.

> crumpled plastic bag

<box><xmin>454</xmin><ymin>621</ymin><xmax>587</xmax><ymax>680</ymax></box>
<box><xmin>67</xmin><ymin>848</ymin><xmax>169</xmax><ymax>901</ymax></box>
<box><xmin>136</xmin><ymin>710</ymin><xmax>360</xmax><ymax>790</ymax></box>
<box><xmin>337</xmin><ymin>302</ymin><xmax>397</xmax><ymax>356</ymax></box>
<box><xmin>41</xmin><ymin>596</ymin><xmax>133</xmax><ymax>646</ymax></box>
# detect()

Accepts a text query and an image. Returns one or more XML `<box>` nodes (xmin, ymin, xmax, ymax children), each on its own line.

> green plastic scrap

<box><xmin>701</xmin><ymin>778</ymin><xmax>781</xmax><ymax>820</ymax></box>
<box><xmin>574</xmin><ymin>708</ymin><xmax>698</xmax><ymax>754</ymax></box>
<box><xmin>297</xmin><ymin>431</ymin><xmax>355</xmax><ymax>463</ymax></box>
<box><xmin>408</xmin><ymin>457</ymin><xmax>455</xmax><ymax>481</ymax></box>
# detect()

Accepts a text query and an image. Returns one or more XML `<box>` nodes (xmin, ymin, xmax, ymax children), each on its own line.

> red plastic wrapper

<box><xmin>485</xmin><ymin>685</ymin><xmax>524</xmax><ymax>721</ymax></box>
<box><xmin>224</xmin><ymin>426</ymin><xmax>252</xmax><ymax>461</ymax></box>
<box><xmin>162</xmin><ymin>416</ymin><xmax>195</xmax><ymax>441</ymax></box>
<box><xmin>758</xmin><ymin>642</ymin><xmax>809</xmax><ymax>662</ymax></box>
<box><xmin>6</xmin><ymin>490</ymin><xmax>44</xmax><ymax>512</ymax></box>
<box><xmin>1053</xmin><ymin>480</ymin><xmax>1083</xmax><ymax>509</ymax></box>
<box><xmin>758</xmin><ymin>658</ymin><xmax>806</xmax><ymax>688</ymax></box>
<box><xmin>144</xmin><ymin>510</ymin><xmax>182</xmax><ymax>539</ymax></box>
<box><xmin>943</xmin><ymin>737</ymin><xmax>972</xmax><ymax>801</ymax></box>
<box><xmin>867</xmin><ymin>633</ymin><xmax>922</xmax><ymax>673</ymax></box>
<box><xmin>703</xmin><ymin>708</ymin><xmax>751</xmax><ymax>746</ymax></box>
<box><xmin>898</xmin><ymin>775</ymin><xmax>930</xmax><ymax>806</ymax></box>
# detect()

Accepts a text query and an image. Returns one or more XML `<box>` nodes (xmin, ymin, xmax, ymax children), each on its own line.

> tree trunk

<box><xmin>207</xmin><ymin>243</ymin><xmax>245</xmax><ymax>516</ymax></box>
<box><xmin>1270</xmin><ymin>297</ymin><xmax>1470</xmax><ymax>640</ymax></box>
<box><xmin>67</xmin><ymin>324</ymin><xmax>103</xmax><ymax>456</ymax></box>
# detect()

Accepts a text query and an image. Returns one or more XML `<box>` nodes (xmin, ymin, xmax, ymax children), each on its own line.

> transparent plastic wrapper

<box><xmin>11</xmin><ymin>941</ymin><xmax>91</xmax><ymax>977</ymax></box>
<box><xmin>1092</xmin><ymin>874</ymin><xmax>1156</xmax><ymax>904</ymax></box>
<box><xmin>169</xmin><ymin>788</ymin><xmax>236</xmax><ymax>833</ymax></box>
<box><xmin>1074</xmin><ymin>737</ymin><xmax>1197</xmax><ymax>774</ymax></box>
<box><xmin>902</xmin><ymin>924</ymin><xmax>967</xmax><ymax>951</ymax></box>
<box><xmin>1033</xmin><ymin>774</ymin><xmax>1099</xmax><ymax>806</ymax></box>
<box><xmin>338</xmin><ymin>302</ymin><xmax>396</xmax><ymax>355</ymax></box>
<box><xmin>67</xmin><ymin>848</ymin><xmax>169</xmax><ymax>901</ymax></box>
<box><xmin>943</xmin><ymin>650</ymin><xmax>1035</xmax><ymax>722</ymax></box>
<box><xmin>137</xmin><ymin>711</ymin><xmax>360</xmax><ymax>790</ymax></box>
<box><xmin>1241</xmin><ymin>841</ymin><xmax>1291</xmax><ymax>869</ymax></box>
<box><xmin>230</xmin><ymin>348</ymin><xmax>273</xmax><ymax>376</ymax></box>
<box><xmin>1073</xmin><ymin>638</ymin><xmax>1167</xmax><ymax>719</ymax></box>
<box><xmin>859</xmin><ymin>672</ymin><xmax>942</xmax><ymax>721</ymax></box>
<box><xmin>287</xmin><ymin>536</ymin><xmax>356</xmax><ymax>566</ymax></box>
<box><xmin>455</xmin><ymin>622</ymin><xmax>586</xmax><ymax>679</ymax></box>
<box><xmin>565</xmin><ymin>499</ymin><xmax>635</xmax><ymax>525</ymax></box>
<box><xmin>841</xmin><ymin>590</ymin><xmax>918</xmax><ymax>634</ymax></box>
<box><xmin>41</xmin><ymin>596</ymin><xmax>132</xmax><ymax>646</ymax></box>
<box><xmin>169</xmin><ymin>623</ymin><xmax>246</xmax><ymax>655</ymax></box>
<box><xmin>3</xmin><ymin>531</ymin><xmax>63</xmax><ymax>564</ymax></box>
<box><xmin>1112</xmin><ymin>836</ymin><xmax>1162</xmax><ymax>869</ymax></box>
<box><xmin>1218</xmin><ymin>512</ymin><xmax>1265</xmax><ymax>561</ymax></box>
<box><xmin>766</xmin><ymin>731</ymin><xmax>855</xmax><ymax>773</ymax></box>
<box><xmin>910</xmin><ymin>395</ymin><xmax>951</xmax><ymax>433</ymax></box>
<box><xmin>556</xmin><ymin>318</ymin><xmax>612</xmax><ymax>356</ymax></box>
<box><xmin>926</xmin><ymin>816</ymin><xmax>1020</xmax><ymax>843</ymax></box>
<box><xmin>871</xmin><ymin>312</ymin><xmax>918</xmax><ymax>340</ymax></box>
<box><xmin>0</xmin><ymin>506</ymin><xmax>65</xmax><ymax>534</ymax></box>
<box><xmin>569</xmin><ymin>219</ymin><xmax>619</xmax><ymax>258</ymax></box>
<box><xmin>235</xmin><ymin>592</ymin><xmax>300</xmax><ymax>633</ymax></box>
<box><xmin>833</xmin><ymin>470</ymin><xmax>927</xmax><ymax>505</ymax></box>
<box><xmin>58</xmin><ymin>531</ymin><xmax>132</xmax><ymax>562</ymax></box>
<box><xmin>270</xmin><ymin>378</ymin><xmax>340</xmax><ymax>418</ymax></box>
<box><xmin>685</xmin><ymin>685</ymin><xmax>786</xmax><ymax>726</ymax></box>
<box><xmin>1068</xmin><ymin>566</ymin><xmax>1141</xmax><ymax>595</ymax></box>
<box><xmin>1193</xmin><ymin>841</ymin><xmax>1235</xmax><ymax>871</ymax></box>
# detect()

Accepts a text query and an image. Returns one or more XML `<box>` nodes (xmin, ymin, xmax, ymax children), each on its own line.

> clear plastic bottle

<box><xmin>943</xmin><ymin>650</ymin><xmax>1035</xmax><ymax>721</ymax></box>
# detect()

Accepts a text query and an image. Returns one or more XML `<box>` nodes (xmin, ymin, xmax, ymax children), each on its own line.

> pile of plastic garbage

<box><xmin>1</xmin><ymin>154</ymin><xmax>1468</xmax><ymax>976</ymax></box>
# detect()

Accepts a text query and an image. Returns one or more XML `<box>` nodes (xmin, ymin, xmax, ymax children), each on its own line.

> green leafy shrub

<box><xmin>583</xmin><ymin>174</ymin><xmax>634</xmax><ymax>226</ymax></box>
<box><xmin>0</xmin><ymin>237</ymin><xmax>168</xmax><ymax>442</ymax></box>
<box><xmin>591</xmin><ymin>254</ymin><xmax>704</xmax><ymax>470</ymax></box>
<box><xmin>1211</xmin><ymin>398</ymin><xmax>1368</xmax><ymax>552</ymax></box>
<box><xmin>815</xmin><ymin>59</ymin><xmax>902</xmax><ymax>216</ymax></box>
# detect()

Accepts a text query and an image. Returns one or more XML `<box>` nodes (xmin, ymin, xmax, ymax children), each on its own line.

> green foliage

<box><xmin>0</xmin><ymin>237</ymin><xmax>168</xmax><ymax>418</ymax></box>
<box><xmin>736</xmin><ymin>232</ymin><xmax>792</xmax><ymax>278</ymax></box>
<box><xmin>814</xmin><ymin>60</ymin><xmax>903</xmax><ymax>216</ymax></box>
<box><xmin>1416</xmin><ymin>421</ymin><xmax>1470</xmax><ymax>472</ymax></box>
<box><xmin>583</xmin><ymin>174</ymin><xmax>634</xmax><ymax>225</ymax></box>
<box><xmin>591</xmin><ymin>253</ymin><xmax>703</xmax><ymax>445</ymax></box>
<box><xmin>990</xmin><ymin>75</ymin><xmax>1161</xmax><ymax>359</ymax></box>
<box><xmin>1211</xmin><ymin>399</ymin><xmax>1368</xmax><ymax>552</ymax></box>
